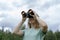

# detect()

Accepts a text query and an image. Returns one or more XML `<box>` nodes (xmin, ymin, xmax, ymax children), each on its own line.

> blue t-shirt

<box><xmin>22</xmin><ymin>28</ymin><xmax>45</xmax><ymax>40</ymax></box>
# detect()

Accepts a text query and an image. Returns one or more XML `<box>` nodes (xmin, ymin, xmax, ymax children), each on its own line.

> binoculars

<box><xmin>21</xmin><ymin>10</ymin><xmax>34</xmax><ymax>18</ymax></box>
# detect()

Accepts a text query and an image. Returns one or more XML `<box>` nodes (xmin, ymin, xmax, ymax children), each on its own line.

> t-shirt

<box><xmin>22</xmin><ymin>28</ymin><xmax>45</xmax><ymax>40</ymax></box>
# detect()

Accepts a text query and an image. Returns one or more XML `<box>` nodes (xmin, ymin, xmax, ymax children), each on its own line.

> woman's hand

<box><xmin>28</xmin><ymin>9</ymin><xmax>39</xmax><ymax>20</ymax></box>
<box><xmin>21</xmin><ymin>11</ymin><xmax>27</xmax><ymax>22</ymax></box>
<box><xmin>33</xmin><ymin>13</ymin><xmax>39</xmax><ymax>20</ymax></box>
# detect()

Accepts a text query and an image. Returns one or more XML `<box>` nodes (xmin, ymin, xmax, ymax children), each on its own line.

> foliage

<box><xmin>0</xmin><ymin>30</ymin><xmax>60</xmax><ymax>40</ymax></box>
<box><xmin>0</xmin><ymin>30</ymin><xmax>23</xmax><ymax>40</ymax></box>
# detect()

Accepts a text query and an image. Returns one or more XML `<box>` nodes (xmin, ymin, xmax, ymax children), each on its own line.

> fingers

<box><xmin>28</xmin><ymin>9</ymin><xmax>39</xmax><ymax>17</ymax></box>
<box><xmin>21</xmin><ymin>11</ymin><xmax>26</xmax><ymax>18</ymax></box>
<box><xmin>35</xmin><ymin>13</ymin><xmax>39</xmax><ymax>17</ymax></box>
<box><xmin>28</xmin><ymin>9</ymin><xmax>39</xmax><ymax>20</ymax></box>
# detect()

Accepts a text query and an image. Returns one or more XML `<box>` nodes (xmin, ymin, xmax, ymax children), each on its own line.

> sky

<box><xmin>0</xmin><ymin>0</ymin><xmax>60</xmax><ymax>32</ymax></box>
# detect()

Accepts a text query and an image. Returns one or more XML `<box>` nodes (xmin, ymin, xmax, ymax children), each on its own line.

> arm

<box><xmin>33</xmin><ymin>12</ymin><xmax>48</xmax><ymax>33</ymax></box>
<box><xmin>12</xmin><ymin>11</ymin><xmax>27</xmax><ymax>36</ymax></box>
<box><xmin>29</xmin><ymin>9</ymin><xmax>48</xmax><ymax>33</ymax></box>
<box><xmin>36</xmin><ymin>17</ymin><xmax>48</xmax><ymax>33</ymax></box>
<box><xmin>12</xmin><ymin>19</ymin><xmax>26</xmax><ymax>36</ymax></box>
<box><xmin>12</xmin><ymin>18</ymin><xmax>26</xmax><ymax>36</ymax></box>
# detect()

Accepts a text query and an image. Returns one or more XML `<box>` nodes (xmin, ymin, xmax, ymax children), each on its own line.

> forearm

<box><xmin>13</xmin><ymin>19</ymin><xmax>25</xmax><ymax>33</ymax></box>
<box><xmin>36</xmin><ymin>16</ymin><xmax>48</xmax><ymax>32</ymax></box>
<box><xmin>36</xmin><ymin>16</ymin><xmax>47</xmax><ymax>26</ymax></box>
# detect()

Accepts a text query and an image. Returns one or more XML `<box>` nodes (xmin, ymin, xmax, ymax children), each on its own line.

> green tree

<box><xmin>44</xmin><ymin>30</ymin><xmax>57</xmax><ymax>40</ymax></box>
<box><xmin>55</xmin><ymin>30</ymin><xmax>60</xmax><ymax>40</ymax></box>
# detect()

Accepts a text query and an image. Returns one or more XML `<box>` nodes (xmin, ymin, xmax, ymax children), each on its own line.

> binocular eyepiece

<box><xmin>21</xmin><ymin>10</ymin><xmax>34</xmax><ymax>18</ymax></box>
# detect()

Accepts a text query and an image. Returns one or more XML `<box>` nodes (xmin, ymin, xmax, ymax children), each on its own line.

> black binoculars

<box><xmin>21</xmin><ymin>10</ymin><xmax>34</xmax><ymax>18</ymax></box>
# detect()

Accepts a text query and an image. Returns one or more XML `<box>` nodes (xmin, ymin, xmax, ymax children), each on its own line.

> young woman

<box><xmin>12</xmin><ymin>9</ymin><xmax>48</xmax><ymax>40</ymax></box>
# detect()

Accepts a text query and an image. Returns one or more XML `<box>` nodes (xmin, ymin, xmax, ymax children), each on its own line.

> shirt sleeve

<box><xmin>21</xmin><ymin>29</ymin><xmax>25</xmax><ymax>36</ymax></box>
<box><xmin>40</xmin><ymin>28</ymin><xmax>47</xmax><ymax>36</ymax></box>
<box><xmin>40</xmin><ymin>27</ymin><xmax>47</xmax><ymax>34</ymax></box>
<box><xmin>40</xmin><ymin>28</ymin><xmax>47</xmax><ymax>40</ymax></box>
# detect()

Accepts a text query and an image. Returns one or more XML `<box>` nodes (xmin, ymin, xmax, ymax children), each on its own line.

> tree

<box><xmin>55</xmin><ymin>30</ymin><xmax>60</xmax><ymax>40</ymax></box>
<box><xmin>44</xmin><ymin>30</ymin><xmax>57</xmax><ymax>40</ymax></box>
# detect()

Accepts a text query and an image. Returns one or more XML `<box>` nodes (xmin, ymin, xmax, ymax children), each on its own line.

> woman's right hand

<box><xmin>21</xmin><ymin>11</ymin><xmax>27</xmax><ymax>21</ymax></box>
<box><xmin>28</xmin><ymin>9</ymin><xmax>39</xmax><ymax>20</ymax></box>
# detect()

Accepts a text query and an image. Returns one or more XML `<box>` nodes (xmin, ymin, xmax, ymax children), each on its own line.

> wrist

<box><xmin>22</xmin><ymin>18</ymin><xmax>26</xmax><ymax>22</ymax></box>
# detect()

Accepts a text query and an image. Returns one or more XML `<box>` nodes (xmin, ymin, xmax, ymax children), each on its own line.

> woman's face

<box><xmin>29</xmin><ymin>18</ymin><xmax>35</xmax><ymax>24</ymax></box>
<box><xmin>29</xmin><ymin>18</ymin><xmax>39</xmax><ymax>28</ymax></box>
<box><xmin>29</xmin><ymin>18</ymin><xmax>37</xmax><ymax>28</ymax></box>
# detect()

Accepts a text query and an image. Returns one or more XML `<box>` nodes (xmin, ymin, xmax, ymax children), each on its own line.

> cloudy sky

<box><xmin>0</xmin><ymin>0</ymin><xmax>60</xmax><ymax>32</ymax></box>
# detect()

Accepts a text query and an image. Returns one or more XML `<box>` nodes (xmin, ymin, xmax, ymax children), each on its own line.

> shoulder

<box><xmin>39</xmin><ymin>28</ymin><xmax>47</xmax><ymax>35</ymax></box>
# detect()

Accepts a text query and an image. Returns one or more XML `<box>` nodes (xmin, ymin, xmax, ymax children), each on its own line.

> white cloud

<box><xmin>0</xmin><ymin>0</ymin><xmax>14</xmax><ymax>3</ymax></box>
<box><xmin>0</xmin><ymin>17</ymin><xmax>4</xmax><ymax>21</ymax></box>
<box><xmin>0</xmin><ymin>27</ymin><xmax>2</xmax><ymax>30</ymax></box>
<box><xmin>37</xmin><ymin>0</ymin><xmax>52</xmax><ymax>6</ymax></box>
<box><xmin>44</xmin><ymin>4</ymin><xmax>60</xmax><ymax>31</ymax></box>
<box><xmin>4</xmin><ymin>27</ymin><xmax>12</xmax><ymax>32</ymax></box>
<box><xmin>0</xmin><ymin>0</ymin><xmax>29</xmax><ymax>20</ymax></box>
<box><xmin>0</xmin><ymin>12</ymin><xmax>2</xmax><ymax>15</ymax></box>
<box><xmin>46</xmin><ymin>4</ymin><xmax>60</xmax><ymax>21</ymax></box>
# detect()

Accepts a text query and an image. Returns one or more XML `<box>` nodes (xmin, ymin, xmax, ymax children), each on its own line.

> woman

<box><xmin>12</xmin><ymin>9</ymin><xmax>48</xmax><ymax>40</ymax></box>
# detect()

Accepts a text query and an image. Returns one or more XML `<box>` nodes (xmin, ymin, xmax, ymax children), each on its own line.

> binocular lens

<box><xmin>27</xmin><ymin>13</ymin><xmax>33</xmax><ymax>18</ymax></box>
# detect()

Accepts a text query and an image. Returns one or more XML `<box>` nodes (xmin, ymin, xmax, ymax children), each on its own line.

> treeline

<box><xmin>0</xmin><ymin>25</ymin><xmax>25</xmax><ymax>40</ymax></box>
<box><xmin>0</xmin><ymin>25</ymin><xmax>60</xmax><ymax>40</ymax></box>
<box><xmin>44</xmin><ymin>30</ymin><xmax>60</xmax><ymax>40</ymax></box>
<box><xmin>0</xmin><ymin>30</ymin><xmax>23</xmax><ymax>40</ymax></box>
<box><xmin>0</xmin><ymin>30</ymin><xmax>60</xmax><ymax>40</ymax></box>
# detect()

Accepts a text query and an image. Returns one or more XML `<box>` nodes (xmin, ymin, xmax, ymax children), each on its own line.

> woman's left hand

<box><xmin>29</xmin><ymin>9</ymin><xmax>39</xmax><ymax>19</ymax></box>
<box><xmin>32</xmin><ymin>11</ymin><xmax>39</xmax><ymax>20</ymax></box>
